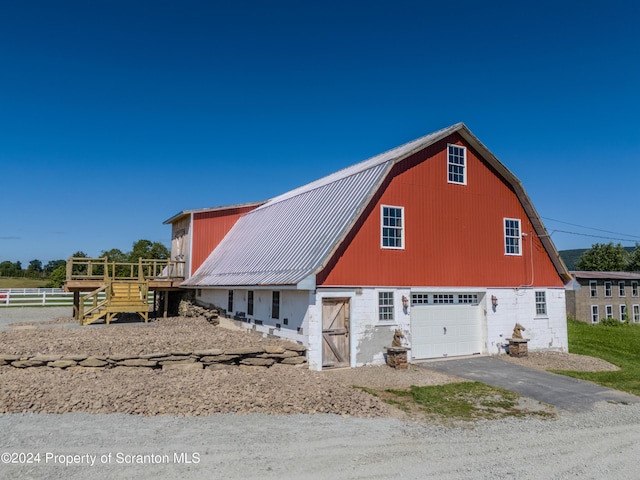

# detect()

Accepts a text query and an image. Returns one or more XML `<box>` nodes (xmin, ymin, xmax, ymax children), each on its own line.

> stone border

<box><xmin>0</xmin><ymin>345</ymin><xmax>307</xmax><ymax>371</ymax></box>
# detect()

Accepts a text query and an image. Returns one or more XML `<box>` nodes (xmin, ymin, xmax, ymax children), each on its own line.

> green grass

<box><xmin>355</xmin><ymin>320</ymin><xmax>640</xmax><ymax>422</ymax></box>
<box><xmin>0</xmin><ymin>278</ymin><xmax>51</xmax><ymax>288</ymax></box>
<box><xmin>554</xmin><ymin>319</ymin><xmax>640</xmax><ymax>395</ymax></box>
<box><xmin>357</xmin><ymin>382</ymin><xmax>554</xmax><ymax>422</ymax></box>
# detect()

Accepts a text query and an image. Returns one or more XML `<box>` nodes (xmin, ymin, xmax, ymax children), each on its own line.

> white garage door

<box><xmin>411</xmin><ymin>303</ymin><xmax>483</xmax><ymax>359</ymax></box>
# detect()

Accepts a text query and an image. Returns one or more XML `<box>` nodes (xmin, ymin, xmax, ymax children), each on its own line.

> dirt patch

<box><xmin>323</xmin><ymin>364</ymin><xmax>464</xmax><ymax>389</ymax></box>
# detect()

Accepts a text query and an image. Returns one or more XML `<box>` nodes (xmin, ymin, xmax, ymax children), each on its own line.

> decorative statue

<box><xmin>512</xmin><ymin>323</ymin><xmax>526</xmax><ymax>339</ymax></box>
<box><xmin>392</xmin><ymin>329</ymin><xmax>405</xmax><ymax>347</ymax></box>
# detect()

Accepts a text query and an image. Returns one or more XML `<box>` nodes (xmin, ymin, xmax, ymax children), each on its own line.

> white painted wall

<box><xmin>485</xmin><ymin>287</ymin><xmax>568</xmax><ymax>355</ymax></box>
<box><xmin>197</xmin><ymin>287</ymin><xmax>310</xmax><ymax>350</ymax></box>
<box><xmin>170</xmin><ymin>217</ymin><xmax>191</xmax><ymax>277</ymax></box>
<box><xmin>197</xmin><ymin>285</ymin><xmax>568</xmax><ymax>371</ymax></box>
<box><xmin>309</xmin><ymin>288</ymin><xmax>412</xmax><ymax>370</ymax></box>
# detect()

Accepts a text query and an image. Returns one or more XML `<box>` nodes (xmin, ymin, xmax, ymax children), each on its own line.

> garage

<box><xmin>410</xmin><ymin>293</ymin><xmax>484</xmax><ymax>359</ymax></box>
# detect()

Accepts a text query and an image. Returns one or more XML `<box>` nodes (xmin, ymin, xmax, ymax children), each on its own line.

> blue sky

<box><xmin>1</xmin><ymin>0</ymin><xmax>639</xmax><ymax>267</ymax></box>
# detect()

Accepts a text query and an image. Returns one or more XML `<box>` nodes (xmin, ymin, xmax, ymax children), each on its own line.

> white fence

<box><xmin>0</xmin><ymin>288</ymin><xmax>153</xmax><ymax>308</ymax></box>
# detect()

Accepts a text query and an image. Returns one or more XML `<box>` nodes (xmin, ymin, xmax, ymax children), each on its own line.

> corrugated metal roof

<box><xmin>571</xmin><ymin>271</ymin><xmax>640</xmax><ymax>280</ymax></box>
<box><xmin>183</xmin><ymin>122</ymin><xmax>570</xmax><ymax>287</ymax></box>
<box><xmin>163</xmin><ymin>201</ymin><xmax>266</xmax><ymax>225</ymax></box>
<box><xmin>184</xmin><ymin>162</ymin><xmax>390</xmax><ymax>286</ymax></box>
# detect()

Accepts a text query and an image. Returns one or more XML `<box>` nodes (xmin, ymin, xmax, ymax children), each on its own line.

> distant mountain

<box><xmin>558</xmin><ymin>249</ymin><xmax>587</xmax><ymax>271</ymax></box>
<box><xmin>559</xmin><ymin>247</ymin><xmax>635</xmax><ymax>271</ymax></box>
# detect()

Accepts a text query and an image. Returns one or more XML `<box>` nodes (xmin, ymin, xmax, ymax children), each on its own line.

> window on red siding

<box><xmin>448</xmin><ymin>144</ymin><xmax>466</xmax><ymax>185</ymax></box>
<box><xmin>381</xmin><ymin>205</ymin><xmax>404</xmax><ymax>249</ymax></box>
<box><xmin>504</xmin><ymin>218</ymin><xmax>521</xmax><ymax>255</ymax></box>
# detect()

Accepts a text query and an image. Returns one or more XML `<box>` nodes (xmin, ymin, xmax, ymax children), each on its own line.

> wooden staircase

<box><xmin>79</xmin><ymin>279</ymin><xmax>150</xmax><ymax>326</ymax></box>
<box><xmin>65</xmin><ymin>256</ymin><xmax>186</xmax><ymax>325</ymax></box>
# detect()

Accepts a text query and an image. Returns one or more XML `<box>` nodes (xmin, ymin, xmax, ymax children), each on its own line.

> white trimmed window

<box><xmin>589</xmin><ymin>281</ymin><xmax>597</xmax><ymax>298</ymax></box>
<box><xmin>535</xmin><ymin>291</ymin><xmax>547</xmax><ymax>316</ymax></box>
<box><xmin>504</xmin><ymin>218</ymin><xmax>522</xmax><ymax>255</ymax></box>
<box><xmin>633</xmin><ymin>281</ymin><xmax>639</xmax><ymax>297</ymax></box>
<box><xmin>228</xmin><ymin>290</ymin><xmax>234</xmax><ymax>314</ymax></box>
<box><xmin>605</xmin><ymin>282</ymin><xmax>612</xmax><ymax>297</ymax></box>
<box><xmin>591</xmin><ymin>305</ymin><xmax>599</xmax><ymax>324</ymax></box>
<box><xmin>271</xmin><ymin>291</ymin><xmax>280</xmax><ymax>319</ymax></box>
<box><xmin>633</xmin><ymin>305</ymin><xmax>640</xmax><ymax>323</ymax></box>
<box><xmin>381</xmin><ymin>205</ymin><xmax>404</xmax><ymax>249</ymax></box>
<box><xmin>433</xmin><ymin>294</ymin><xmax>454</xmax><ymax>304</ymax></box>
<box><xmin>620</xmin><ymin>304</ymin><xmax>627</xmax><ymax>322</ymax></box>
<box><xmin>458</xmin><ymin>294</ymin><xmax>479</xmax><ymax>304</ymax></box>
<box><xmin>606</xmin><ymin>305</ymin><xmax>613</xmax><ymax>319</ymax></box>
<box><xmin>378</xmin><ymin>292</ymin><xmax>394</xmax><ymax>323</ymax></box>
<box><xmin>411</xmin><ymin>293</ymin><xmax>429</xmax><ymax>305</ymax></box>
<box><xmin>619</xmin><ymin>281</ymin><xmax>626</xmax><ymax>297</ymax></box>
<box><xmin>247</xmin><ymin>290</ymin><xmax>254</xmax><ymax>316</ymax></box>
<box><xmin>448</xmin><ymin>144</ymin><xmax>467</xmax><ymax>185</ymax></box>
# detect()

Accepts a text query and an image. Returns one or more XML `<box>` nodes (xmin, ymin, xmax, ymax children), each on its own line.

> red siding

<box><xmin>318</xmin><ymin>134</ymin><xmax>563</xmax><ymax>288</ymax></box>
<box><xmin>192</xmin><ymin>206</ymin><xmax>259</xmax><ymax>274</ymax></box>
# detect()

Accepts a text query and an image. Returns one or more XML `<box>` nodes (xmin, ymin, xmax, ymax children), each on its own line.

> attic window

<box><xmin>381</xmin><ymin>205</ymin><xmax>404</xmax><ymax>249</ymax></box>
<box><xmin>504</xmin><ymin>218</ymin><xmax>522</xmax><ymax>256</ymax></box>
<box><xmin>448</xmin><ymin>144</ymin><xmax>466</xmax><ymax>185</ymax></box>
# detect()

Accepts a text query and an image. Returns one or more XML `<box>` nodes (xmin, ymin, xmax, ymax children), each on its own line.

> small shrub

<box><xmin>598</xmin><ymin>317</ymin><xmax>622</xmax><ymax>327</ymax></box>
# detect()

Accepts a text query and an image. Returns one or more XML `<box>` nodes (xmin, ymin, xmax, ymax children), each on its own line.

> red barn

<box><xmin>166</xmin><ymin>123</ymin><xmax>571</xmax><ymax>370</ymax></box>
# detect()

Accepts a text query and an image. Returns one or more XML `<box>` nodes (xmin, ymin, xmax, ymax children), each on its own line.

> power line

<box><xmin>542</xmin><ymin>217</ymin><xmax>640</xmax><ymax>241</ymax></box>
<box><xmin>549</xmin><ymin>229</ymin><xmax>640</xmax><ymax>244</ymax></box>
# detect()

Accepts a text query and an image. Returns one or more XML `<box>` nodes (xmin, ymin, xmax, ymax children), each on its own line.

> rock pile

<box><xmin>0</xmin><ymin>343</ymin><xmax>307</xmax><ymax>371</ymax></box>
<box><xmin>0</xmin><ymin>366</ymin><xmax>396</xmax><ymax>417</ymax></box>
<box><xmin>178</xmin><ymin>299</ymin><xmax>220</xmax><ymax>325</ymax></box>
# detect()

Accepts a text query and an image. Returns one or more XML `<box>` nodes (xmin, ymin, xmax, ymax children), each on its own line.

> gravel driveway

<box><xmin>1</xmin><ymin>308</ymin><xmax>637</xmax><ymax>479</ymax></box>
<box><xmin>2</xmin><ymin>402</ymin><xmax>640</xmax><ymax>480</ymax></box>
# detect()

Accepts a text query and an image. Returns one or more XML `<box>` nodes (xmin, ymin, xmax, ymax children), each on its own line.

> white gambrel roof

<box><xmin>183</xmin><ymin>123</ymin><xmax>570</xmax><ymax>288</ymax></box>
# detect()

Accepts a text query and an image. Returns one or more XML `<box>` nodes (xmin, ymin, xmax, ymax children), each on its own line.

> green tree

<box><xmin>128</xmin><ymin>239</ymin><xmax>170</xmax><ymax>262</ymax></box>
<box><xmin>627</xmin><ymin>244</ymin><xmax>640</xmax><ymax>271</ymax></box>
<box><xmin>101</xmin><ymin>248</ymin><xmax>127</xmax><ymax>263</ymax></box>
<box><xmin>0</xmin><ymin>261</ymin><xmax>14</xmax><ymax>276</ymax></box>
<box><xmin>70</xmin><ymin>251</ymin><xmax>89</xmax><ymax>276</ymax></box>
<box><xmin>0</xmin><ymin>261</ymin><xmax>22</xmax><ymax>277</ymax></box>
<box><xmin>575</xmin><ymin>242</ymin><xmax>629</xmax><ymax>271</ymax></box>
<box><xmin>47</xmin><ymin>265</ymin><xmax>67</xmax><ymax>288</ymax></box>
<box><xmin>44</xmin><ymin>259</ymin><xmax>66</xmax><ymax>275</ymax></box>
<box><xmin>101</xmin><ymin>248</ymin><xmax>129</xmax><ymax>277</ymax></box>
<box><xmin>26</xmin><ymin>259</ymin><xmax>43</xmax><ymax>277</ymax></box>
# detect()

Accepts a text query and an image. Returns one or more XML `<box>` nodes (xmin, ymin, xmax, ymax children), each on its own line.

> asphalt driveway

<box><xmin>419</xmin><ymin>356</ymin><xmax>639</xmax><ymax>411</ymax></box>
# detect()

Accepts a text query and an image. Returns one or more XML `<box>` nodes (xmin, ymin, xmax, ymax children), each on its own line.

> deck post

<box><xmin>72</xmin><ymin>291</ymin><xmax>80</xmax><ymax>320</ymax></box>
<box><xmin>153</xmin><ymin>290</ymin><xmax>157</xmax><ymax>318</ymax></box>
<box><xmin>163</xmin><ymin>291</ymin><xmax>169</xmax><ymax>319</ymax></box>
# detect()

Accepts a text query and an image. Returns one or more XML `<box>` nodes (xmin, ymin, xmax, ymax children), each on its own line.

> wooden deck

<box><xmin>64</xmin><ymin>257</ymin><xmax>186</xmax><ymax>325</ymax></box>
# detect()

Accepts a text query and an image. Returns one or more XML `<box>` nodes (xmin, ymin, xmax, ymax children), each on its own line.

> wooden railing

<box><xmin>66</xmin><ymin>257</ymin><xmax>185</xmax><ymax>283</ymax></box>
<box><xmin>79</xmin><ymin>284</ymin><xmax>109</xmax><ymax>323</ymax></box>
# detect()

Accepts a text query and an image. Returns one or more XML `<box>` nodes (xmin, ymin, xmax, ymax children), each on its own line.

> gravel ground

<box><xmin>1</xmin><ymin>308</ymin><xmax>636</xmax><ymax>479</ymax></box>
<box><xmin>2</xmin><ymin>402</ymin><xmax>640</xmax><ymax>479</ymax></box>
<box><xmin>0</xmin><ymin>308</ymin><xmax>621</xmax><ymax>418</ymax></box>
